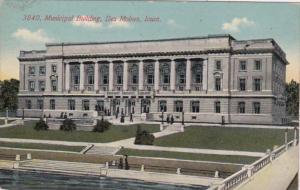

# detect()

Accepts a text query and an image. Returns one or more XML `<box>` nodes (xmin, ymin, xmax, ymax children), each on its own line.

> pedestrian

<box><xmin>166</xmin><ymin>115</ymin><xmax>170</xmax><ymax>124</ymax></box>
<box><xmin>130</xmin><ymin>113</ymin><xmax>133</xmax><ymax>122</ymax></box>
<box><xmin>124</xmin><ymin>155</ymin><xmax>130</xmax><ymax>170</ymax></box>
<box><xmin>170</xmin><ymin>115</ymin><xmax>174</xmax><ymax>124</ymax></box>
<box><xmin>118</xmin><ymin>157</ymin><xmax>123</xmax><ymax>169</ymax></box>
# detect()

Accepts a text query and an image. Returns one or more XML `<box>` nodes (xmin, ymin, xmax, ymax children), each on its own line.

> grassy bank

<box><xmin>0</xmin><ymin>121</ymin><xmax>159</xmax><ymax>143</ymax></box>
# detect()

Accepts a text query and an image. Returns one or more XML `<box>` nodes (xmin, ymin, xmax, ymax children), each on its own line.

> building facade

<box><xmin>17</xmin><ymin>34</ymin><xmax>288</xmax><ymax>125</ymax></box>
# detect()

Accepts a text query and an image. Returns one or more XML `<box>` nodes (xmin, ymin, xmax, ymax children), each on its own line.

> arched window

<box><xmin>100</xmin><ymin>65</ymin><xmax>109</xmax><ymax>85</ymax></box>
<box><xmin>176</xmin><ymin>62</ymin><xmax>186</xmax><ymax>84</ymax></box>
<box><xmin>86</xmin><ymin>65</ymin><xmax>94</xmax><ymax>85</ymax></box>
<box><xmin>130</xmin><ymin>64</ymin><xmax>139</xmax><ymax>84</ymax></box>
<box><xmin>71</xmin><ymin>65</ymin><xmax>80</xmax><ymax>85</ymax></box>
<box><xmin>115</xmin><ymin>64</ymin><xmax>123</xmax><ymax>84</ymax></box>
<box><xmin>192</xmin><ymin>63</ymin><xmax>202</xmax><ymax>83</ymax></box>
<box><xmin>160</xmin><ymin>63</ymin><xmax>170</xmax><ymax>84</ymax></box>
<box><xmin>145</xmin><ymin>63</ymin><xmax>154</xmax><ymax>84</ymax></box>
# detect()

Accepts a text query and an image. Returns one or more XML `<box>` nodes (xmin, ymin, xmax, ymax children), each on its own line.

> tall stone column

<box><xmin>94</xmin><ymin>63</ymin><xmax>99</xmax><ymax>91</ymax></box>
<box><xmin>79</xmin><ymin>62</ymin><xmax>85</xmax><ymax>91</ymax></box>
<box><xmin>65</xmin><ymin>62</ymin><xmax>70</xmax><ymax>91</ymax></box>
<box><xmin>139</xmin><ymin>61</ymin><xmax>144</xmax><ymax>91</ymax></box>
<box><xmin>154</xmin><ymin>60</ymin><xmax>159</xmax><ymax>91</ymax></box>
<box><xmin>202</xmin><ymin>59</ymin><xmax>208</xmax><ymax>91</ymax></box>
<box><xmin>170</xmin><ymin>60</ymin><xmax>175</xmax><ymax>91</ymax></box>
<box><xmin>109</xmin><ymin>61</ymin><xmax>114</xmax><ymax>91</ymax></box>
<box><xmin>123</xmin><ymin>61</ymin><xmax>128</xmax><ymax>91</ymax></box>
<box><xmin>186</xmin><ymin>59</ymin><xmax>191</xmax><ymax>90</ymax></box>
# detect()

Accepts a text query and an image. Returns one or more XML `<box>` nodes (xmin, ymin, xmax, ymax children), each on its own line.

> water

<box><xmin>0</xmin><ymin>170</ymin><xmax>207</xmax><ymax>190</ymax></box>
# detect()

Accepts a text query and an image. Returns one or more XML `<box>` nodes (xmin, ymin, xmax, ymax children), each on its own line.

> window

<box><xmin>238</xmin><ymin>102</ymin><xmax>245</xmax><ymax>113</ymax></box>
<box><xmin>96</xmin><ymin>100</ymin><xmax>104</xmax><ymax>111</ymax></box>
<box><xmin>215</xmin><ymin>101</ymin><xmax>221</xmax><ymax>113</ymax></box>
<box><xmin>68</xmin><ymin>99</ymin><xmax>75</xmax><ymax>110</ymax></box>
<box><xmin>50</xmin><ymin>99</ymin><xmax>55</xmax><ymax>110</ymax></box>
<box><xmin>174</xmin><ymin>101</ymin><xmax>183</xmax><ymax>112</ymax></box>
<box><xmin>158</xmin><ymin>100</ymin><xmax>167</xmax><ymax>112</ymax></box>
<box><xmin>239</xmin><ymin>78</ymin><xmax>246</xmax><ymax>91</ymax></box>
<box><xmin>51</xmin><ymin>65</ymin><xmax>57</xmax><ymax>73</ymax></box>
<box><xmin>86</xmin><ymin>65</ymin><xmax>94</xmax><ymax>85</ymax></box>
<box><xmin>254</xmin><ymin>60</ymin><xmax>262</xmax><ymax>70</ymax></box>
<box><xmin>38</xmin><ymin>81</ymin><xmax>45</xmax><ymax>91</ymax></box>
<box><xmin>28</xmin><ymin>66</ymin><xmax>35</xmax><ymax>75</ymax></box>
<box><xmin>195</xmin><ymin>74</ymin><xmax>202</xmax><ymax>83</ymax></box>
<box><xmin>215</xmin><ymin>60</ymin><xmax>222</xmax><ymax>70</ymax></box>
<box><xmin>254</xmin><ymin>78</ymin><xmax>261</xmax><ymax>91</ymax></box>
<box><xmin>37</xmin><ymin>99</ymin><xmax>43</xmax><ymax>109</ymax></box>
<box><xmin>103</xmin><ymin>76</ymin><xmax>108</xmax><ymax>85</ymax></box>
<box><xmin>147</xmin><ymin>74</ymin><xmax>154</xmax><ymax>84</ymax></box>
<box><xmin>132</xmin><ymin>75</ymin><xmax>138</xmax><ymax>84</ymax></box>
<box><xmin>192</xmin><ymin>63</ymin><xmax>202</xmax><ymax>83</ymax></box>
<box><xmin>51</xmin><ymin>80</ymin><xmax>57</xmax><ymax>91</ymax></box>
<box><xmin>253</xmin><ymin>102</ymin><xmax>261</xmax><ymax>114</ymax></box>
<box><xmin>176</xmin><ymin>62</ymin><xmax>186</xmax><ymax>84</ymax></box>
<box><xmin>163</xmin><ymin>74</ymin><xmax>169</xmax><ymax>84</ymax></box>
<box><xmin>239</xmin><ymin>60</ymin><xmax>247</xmax><ymax>71</ymax></box>
<box><xmin>82</xmin><ymin>100</ymin><xmax>90</xmax><ymax>110</ymax></box>
<box><xmin>115</xmin><ymin>65</ymin><xmax>123</xmax><ymax>85</ymax></box>
<box><xmin>25</xmin><ymin>100</ymin><xmax>32</xmax><ymax>109</ymax></box>
<box><xmin>88</xmin><ymin>75</ymin><xmax>94</xmax><ymax>85</ymax></box>
<box><xmin>39</xmin><ymin>66</ymin><xmax>46</xmax><ymax>75</ymax></box>
<box><xmin>215</xmin><ymin>78</ymin><xmax>221</xmax><ymax>91</ymax></box>
<box><xmin>145</xmin><ymin>64</ymin><xmax>154</xmax><ymax>84</ymax></box>
<box><xmin>161</xmin><ymin>63</ymin><xmax>170</xmax><ymax>84</ymax></box>
<box><xmin>29</xmin><ymin>81</ymin><xmax>35</xmax><ymax>91</ymax></box>
<box><xmin>130</xmin><ymin>64</ymin><xmax>139</xmax><ymax>84</ymax></box>
<box><xmin>191</xmin><ymin>101</ymin><xmax>200</xmax><ymax>113</ymax></box>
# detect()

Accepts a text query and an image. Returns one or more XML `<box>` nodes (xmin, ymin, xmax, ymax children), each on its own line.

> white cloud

<box><xmin>108</xmin><ymin>19</ymin><xmax>130</xmax><ymax>28</ymax></box>
<box><xmin>222</xmin><ymin>17</ymin><xmax>255</xmax><ymax>33</ymax></box>
<box><xmin>12</xmin><ymin>28</ymin><xmax>54</xmax><ymax>43</ymax></box>
<box><xmin>72</xmin><ymin>15</ymin><xmax>102</xmax><ymax>29</ymax></box>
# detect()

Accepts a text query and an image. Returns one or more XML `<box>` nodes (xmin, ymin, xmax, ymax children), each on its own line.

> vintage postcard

<box><xmin>0</xmin><ymin>0</ymin><xmax>299</xmax><ymax>189</ymax></box>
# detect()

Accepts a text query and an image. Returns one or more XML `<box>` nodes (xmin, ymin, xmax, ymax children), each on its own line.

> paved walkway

<box><xmin>236</xmin><ymin>145</ymin><xmax>299</xmax><ymax>190</ymax></box>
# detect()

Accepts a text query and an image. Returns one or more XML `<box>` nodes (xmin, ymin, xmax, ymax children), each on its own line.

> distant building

<box><xmin>17</xmin><ymin>34</ymin><xmax>288</xmax><ymax>124</ymax></box>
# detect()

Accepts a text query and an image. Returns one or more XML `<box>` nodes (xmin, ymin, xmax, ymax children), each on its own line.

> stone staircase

<box><xmin>84</xmin><ymin>146</ymin><xmax>121</xmax><ymax>155</ymax></box>
<box><xmin>18</xmin><ymin>159</ymin><xmax>106</xmax><ymax>175</ymax></box>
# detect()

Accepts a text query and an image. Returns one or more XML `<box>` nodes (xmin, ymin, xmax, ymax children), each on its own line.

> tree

<box><xmin>134</xmin><ymin>125</ymin><xmax>155</xmax><ymax>145</ymax></box>
<box><xmin>0</xmin><ymin>79</ymin><xmax>19</xmax><ymax>111</ymax></box>
<box><xmin>285</xmin><ymin>80</ymin><xmax>299</xmax><ymax>117</ymax></box>
<box><xmin>34</xmin><ymin>118</ymin><xmax>49</xmax><ymax>131</ymax></box>
<box><xmin>93</xmin><ymin>119</ymin><xmax>111</xmax><ymax>132</ymax></box>
<box><xmin>60</xmin><ymin>118</ymin><xmax>76</xmax><ymax>131</ymax></box>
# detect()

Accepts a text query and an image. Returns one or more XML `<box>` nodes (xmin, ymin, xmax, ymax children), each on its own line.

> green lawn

<box><xmin>154</xmin><ymin>126</ymin><xmax>294</xmax><ymax>152</ymax></box>
<box><xmin>0</xmin><ymin>121</ymin><xmax>159</xmax><ymax>143</ymax></box>
<box><xmin>0</xmin><ymin>142</ymin><xmax>84</xmax><ymax>152</ymax></box>
<box><xmin>118</xmin><ymin>148</ymin><xmax>259</xmax><ymax>164</ymax></box>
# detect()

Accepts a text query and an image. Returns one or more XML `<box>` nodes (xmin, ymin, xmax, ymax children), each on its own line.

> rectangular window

<box><xmin>195</xmin><ymin>74</ymin><xmax>202</xmax><ymax>83</ymax></box>
<box><xmin>215</xmin><ymin>101</ymin><xmax>221</xmax><ymax>113</ymax></box>
<box><xmin>215</xmin><ymin>78</ymin><xmax>221</xmax><ymax>91</ymax></box>
<box><xmin>215</xmin><ymin>60</ymin><xmax>222</xmax><ymax>70</ymax></box>
<box><xmin>158</xmin><ymin>100</ymin><xmax>167</xmax><ymax>112</ymax></box>
<box><xmin>50</xmin><ymin>99</ymin><xmax>55</xmax><ymax>110</ymax></box>
<box><xmin>254</xmin><ymin>60</ymin><xmax>262</xmax><ymax>70</ymax></box>
<box><xmin>96</xmin><ymin>100</ymin><xmax>104</xmax><ymax>111</ymax></box>
<box><xmin>25</xmin><ymin>100</ymin><xmax>32</xmax><ymax>109</ymax></box>
<box><xmin>82</xmin><ymin>100</ymin><xmax>90</xmax><ymax>110</ymax></box>
<box><xmin>174</xmin><ymin>101</ymin><xmax>183</xmax><ymax>112</ymax></box>
<box><xmin>147</xmin><ymin>75</ymin><xmax>154</xmax><ymax>84</ymax></box>
<box><xmin>88</xmin><ymin>75</ymin><xmax>94</xmax><ymax>85</ymax></box>
<box><xmin>51</xmin><ymin>65</ymin><xmax>57</xmax><ymax>73</ymax></box>
<box><xmin>238</xmin><ymin>102</ymin><xmax>245</xmax><ymax>113</ymax></box>
<box><xmin>28</xmin><ymin>66</ymin><xmax>35</xmax><ymax>75</ymax></box>
<box><xmin>117</xmin><ymin>76</ymin><xmax>123</xmax><ymax>84</ymax></box>
<box><xmin>68</xmin><ymin>99</ymin><xmax>75</xmax><ymax>110</ymax></box>
<box><xmin>39</xmin><ymin>66</ymin><xmax>46</xmax><ymax>75</ymax></box>
<box><xmin>253</xmin><ymin>102</ymin><xmax>261</xmax><ymax>114</ymax></box>
<box><xmin>254</xmin><ymin>78</ymin><xmax>261</xmax><ymax>91</ymax></box>
<box><xmin>239</xmin><ymin>60</ymin><xmax>247</xmax><ymax>71</ymax></box>
<box><xmin>38</xmin><ymin>81</ymin><xmax>45</xmax><ymax>91</ymax></box>
<box><xmin>163</xmin><ymin>75</ymin><xmax>169</xmax><ymax>84</ymax></box>
<box><xmin>74</xmin><ymin>75</ymin><xmax>80</xmax><ymax>85</ymax></box>
<box><xmin>29</xmin><ymin>81</ymin><xmax>35</xmax><ymax>91</ymax></box>
<box><xmin>51</xmin><ymin>80</ymin><xmax>57</xmax><ymax>91</ymax></box>
<box><xmin>239</xmin><ymin>78</ymin><xmax>246</xmax><ymax>91</ymax></box>
<box><xmin>37</xmin><ymin>99</ymin><xmax>43</xmax><ymax>109</ymax></box>
<box><xmin>103</xmin><ymin>75</ymin><xmax>108</xmax><ymax>84</ymax></box>
<box><xmin>191</xmin><ymin>101</ymin><xmax>200</xmax><ymax>113</ymax></box>
<box><xmin>179</xmin><ymin>74</ymin><xmax>185</xmax><ymax>84</ymax></box>
<box><xmin>132</xmin><ymin>75</ymin><xmax>138</xmax><ymax>84</ymax></box>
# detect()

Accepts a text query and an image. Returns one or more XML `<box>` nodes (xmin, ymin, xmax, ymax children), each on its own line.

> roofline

<box><xmin>45</xmin><ymin>34</ymin><xmax>236</xmax><ymax>46</ymax></box>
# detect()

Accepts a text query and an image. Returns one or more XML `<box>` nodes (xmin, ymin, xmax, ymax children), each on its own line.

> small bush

<box><xmin>93</xmin><ymin>119</ymin><xmax>111</xmax><ymax>132</ymax></box>
<box><xmin>34</xmin><ymin>118</ymin><xmax>49</xmax><ymax>131</ymax></box>
<box><xmin>60</xmin><ymin>118</ymin><xmax>76</xmax><ymax>131</ymax></box>
<box><xmin>134</xmin><ymin>125</ymin><xmax>155</xmax><ymax>145</ymax></box>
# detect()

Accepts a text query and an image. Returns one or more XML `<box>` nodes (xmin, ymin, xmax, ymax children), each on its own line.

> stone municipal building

<box><xmin>17</xmin><ymin>34</ymin><xmax>288</xmax><ymax>125</ymax></box>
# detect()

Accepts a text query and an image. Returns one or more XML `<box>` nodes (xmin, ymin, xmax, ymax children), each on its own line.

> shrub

<box><xmin>134</xmin><ymin>125</ymin><xmax>155</xmax><ymax>145</ymax></box>
<box><xmin>93</xmin><ymin>119</ymin><xmax>111</xmax><ymax>132</ymax></box>
<box><xmin>60</xmin><ymin>118</ymin><xmax>76</xmax><ymax>131</ymax></box>
<box><xmin>34</xmin><ymin>118</ymin><xmax>49</xmax><ymax>131</ymax></box>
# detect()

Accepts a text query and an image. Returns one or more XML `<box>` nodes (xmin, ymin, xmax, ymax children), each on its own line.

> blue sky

<box><xmin>0</xmin><ymin>0</ymin><xmax>299</xmax><ymax>81</ymax></box>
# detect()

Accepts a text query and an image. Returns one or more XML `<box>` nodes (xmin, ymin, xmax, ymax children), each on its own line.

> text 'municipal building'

<box><xmin>17</xmin><ymin>34</ymin><xmax>288</xmax><ymax>125</ymax></box>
